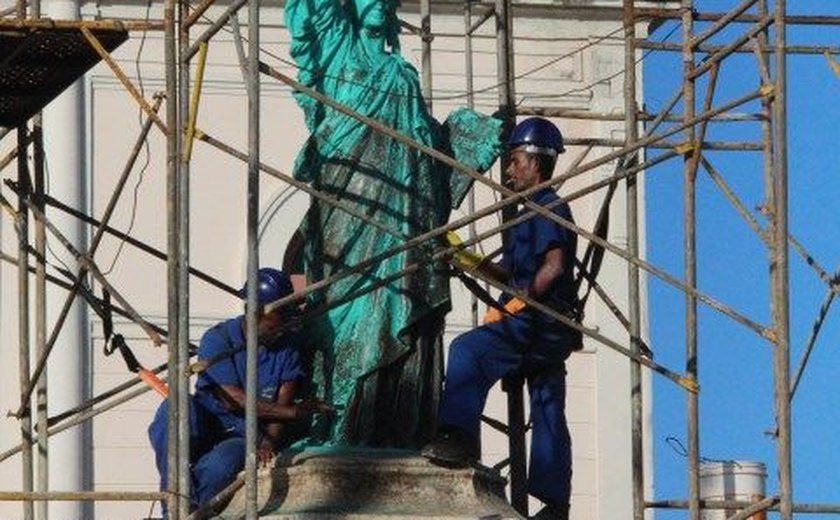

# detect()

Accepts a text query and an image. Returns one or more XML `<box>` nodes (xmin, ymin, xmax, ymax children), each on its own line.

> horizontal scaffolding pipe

<box><xmin>0</xmin><ymin>491</ymin><xmax>166</xmax><ymax>502</ymax></box>
<box><xmin>0</xmin><ymin>17</ymin><xmax>163</xmax><ymax>31</ymax></box>
<box><xmin>565</xmin><ymin>137</ymin><xmax>762</xmax><ymax>151</ymax></box>
<box><xmin>637</xmin><ymin>40</ymin><xmax>840</xmax><ymax>56</ymax></box>
<box><xmin>647</xmin><ymin>499</ymin><xmax>840</xmax><ymax>514</ymax></box>
<box><xmin>634</xmin><ymin>8</ymin><xmax>840</xmax><ymax>26</ymax></box>
<box><xmin>519</xmin><ymin>107</ymin><xmax>764</xmax><ymax>123</ymax></box>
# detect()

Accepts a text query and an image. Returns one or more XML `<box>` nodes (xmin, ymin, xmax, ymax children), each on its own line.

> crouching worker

<box><xmin>423</xmin><ymin>118</ymin><xmax>581</xmax><ymax>520</ymax></box>
<box><xmin>148</xmin><ymin>267</ymin><xmax>332</xmax><ymax>515</ymax></box>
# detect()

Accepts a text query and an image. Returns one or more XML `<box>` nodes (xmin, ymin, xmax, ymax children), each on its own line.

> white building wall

<box><xmin>0</xmin><ymin>1</ymin><xmax>660</xmax><ymax>518</ymax></box>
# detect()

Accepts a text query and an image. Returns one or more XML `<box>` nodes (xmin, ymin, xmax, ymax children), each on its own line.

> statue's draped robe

<box><xmin>286</xmin><ymin>0</ymin><xmax>501</xmax><ymax>447</ymax></box>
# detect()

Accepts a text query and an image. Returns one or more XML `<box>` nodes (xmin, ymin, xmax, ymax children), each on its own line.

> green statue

<box><xmin>285</xmin><ymin>0</ymin><xmax>501</xmax><ymax>448</ymax></box>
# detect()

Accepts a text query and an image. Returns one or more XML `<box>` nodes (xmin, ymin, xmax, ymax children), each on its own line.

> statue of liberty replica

<box><xmin>285</xmin><ymin>0</ymin><xmax>501</xmax><ymax>448</ymax></box>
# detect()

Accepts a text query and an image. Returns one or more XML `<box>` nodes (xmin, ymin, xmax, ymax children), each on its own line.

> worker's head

<box><xmin>239</xmin><ymin>268</ymin><xmax>297</xmax><ymax>338</ymax></box>
<box><xmin>506</xmin><ymin>117</ymin><xmax>565</xmax><ymax>191</ymax></box>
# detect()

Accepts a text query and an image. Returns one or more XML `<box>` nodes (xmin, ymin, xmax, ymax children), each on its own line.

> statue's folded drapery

<box><xmin>285</xmin><ymin>0</ymin><xmax>501</xmax><ymax>447</ymax></box>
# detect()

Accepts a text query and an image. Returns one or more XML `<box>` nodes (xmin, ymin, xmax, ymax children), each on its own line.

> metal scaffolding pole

<box><xmin>17</xmin><ymin>126</ymin><xmax>34</xmax><ymax>520</ymax></box>
<box><xmin>244</xmin><ymin>0</ymin><xmax>261</xmax><ymax>518</ymax></box>
<box><xmin>177</xmin><ymin>1</ymin><xmax>192</xmax><ymax>516</ymax></box>
<box><xmin>32</xmin><ymin>112</ymin><xmax>48</xmax><ymax>520</ymax></box>
<box><xmin>772</xmin><ymin>0</ymin><xmax>793</xmax><ymax>518</ymax></box>
<box><xmin>494</xmin><ymin>0</ymin><xmax>527</xmax><ymax>513</ymax></box>
<box><xmin>622</xmin><ymin>3</ymin><xmax>644</xmax><ymax>520</ymax></box>
<box><xmin>464</xmin><ymin>0</ymin><xmax>479</xmax><ymax>328</ymax></box>
<box><xmin>681</xmin><ymin>2</ymin><xmax>700</xmax><ymax>519</ymax></box>
<box><xmin>164</xmin><ymin>0</ymin><xmax>181</xmax><ymax>517</ymax></box>
<box><xmin>30</xmin><ymin>8</ymin><xmax>46</xmax><ymax>520</ymax></box>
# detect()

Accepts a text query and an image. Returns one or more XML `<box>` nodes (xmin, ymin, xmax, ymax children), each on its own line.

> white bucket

<box><xmin>699</xmin><ymin>461</ymin><xmax>766</xmax><ymax>520</ymax></box>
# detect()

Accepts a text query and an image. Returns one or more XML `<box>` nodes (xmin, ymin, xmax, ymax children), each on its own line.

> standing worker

<box><xmin>148</xmin><ymin>267</ymin><xmax>332</xmax><ymax>514</ymax></box>
<box><xmin>422</xmin><ymin>118</ymin><xmax>581</xmax><ymax>520</ymax></box>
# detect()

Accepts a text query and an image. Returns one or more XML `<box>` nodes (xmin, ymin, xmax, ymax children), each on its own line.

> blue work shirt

<box><xmin>501</xmin><ymin>187</ymin><xmax>578</xmax><ymax>322</ymax></box>
<box><xmin>192</xmin><ymin>316</ymin><xmax>305</xmax><ymax>437</ymax></box>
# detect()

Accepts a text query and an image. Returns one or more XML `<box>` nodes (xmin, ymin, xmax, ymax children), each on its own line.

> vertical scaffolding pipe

<box><xmin>495</xmin><ymin>0</ymin><xmax>526</xmax><ymax>514</ymax></box>
<box><xmin>681</xmin><ymin>2</ymin><xmax>700</xmax><ymax>519</ymax></box>
<box><xmin>32</xmin><ymin>118</ymin><xmax>48</xmax><ymax>520</ymax></box>
<box><xmin>622</xmin><ymin>2</ymin><xmax>644</xmax><ymax>520</ymax></box>
<box><xmin>420</xmin><ymin>0</ymin><xmax>433</xmax><ymax>112</ymax></box>
<box><xmin>245</xmin><ymin>0</ymin><xmax>260</xmax><ymax>518</ymax></box>
<box><xmin>772</xmin><ymin>1</ymin><xmax>792</xmax><ymax>518</ymax></box>
<box><xmin>495</xmin><ymin>0</ymin><xmax>515</xmax><ymax>202</ymax></box>
<box><xmin>464</xmin><ymin>0</ymin><xmax>478</xmax><ymax>327</ymax></box>
<box><xmin>31</xmin><ymin>4</ymin><xmax>47</xmax><ymax>518</ymax></box>
<box><xmin>177</xmin><ymin>1</ymin><xmax>192</xmax><ymax>517</ymax></box>
<box><xmin>164</xmin><ymin>0</ymin><xmax>181</xmax><ymax>517</ymax></box>
<box><xmin>756</xmin><ymin>2</ymin><xmax>774</xmax><ymax>210</ymax></box>
<box><xmin>17</xmin><ymin>126</ymin><xmax>34</xmax><ymax>520</ymax></box>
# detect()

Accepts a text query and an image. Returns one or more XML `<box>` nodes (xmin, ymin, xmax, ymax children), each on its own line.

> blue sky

<box><xmin>644</xmin><ymin>2</ymin><xmax>840</xmax><ymax>517</ymax></box>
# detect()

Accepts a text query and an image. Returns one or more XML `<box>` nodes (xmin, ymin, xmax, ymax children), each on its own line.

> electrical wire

<box><xmin>41</xmin><ymin>156</ymin><xmax>75</xmax><ymax>277</ymax></box>
<box><xmin>101</xmin><ymin>0</ymin><xmax>154</xmax><ymax>276</ymax></box>
<box><xmin>665</xmin><ymin>436</ymin><xmax>743</xmax><ymax>466</ymax></box>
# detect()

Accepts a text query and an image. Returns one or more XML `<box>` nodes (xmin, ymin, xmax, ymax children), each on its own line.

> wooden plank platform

<box><xmin>0</xmin><ymin>24</ymin><xmax>127</xmax><ymax>127</ymax></box>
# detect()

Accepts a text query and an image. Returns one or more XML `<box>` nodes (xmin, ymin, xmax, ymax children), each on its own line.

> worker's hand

<box><xmin>444</xmin><ymin>231</ymin><xmax>484</xmax><ymax>270</ymax></box>
<box><xmin>293</xmin><ymin>397</ymin><xmax>335</xmax><ymax>419</ymax></box>
<box><xmin>257</xmin><ymin>437</ymin><xmax>275</xmax><ymax>468</ymax></box>
<box><xmin>483</xmin><ymin>297</ymin><xmax>527</xmax><ymax>324</ymax></box>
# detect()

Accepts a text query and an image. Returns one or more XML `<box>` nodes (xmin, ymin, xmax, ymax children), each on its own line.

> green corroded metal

<box><xmin>286</xmin><ymin>0</ymin><xmax>501</xmax><ymax>447</ymax></box>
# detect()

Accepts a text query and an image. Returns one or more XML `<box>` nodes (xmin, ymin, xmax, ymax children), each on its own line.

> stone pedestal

<box><xmin>214</xmin><ymin>448</ymin><xmax>523</xmax><ymax>519</ymax></box>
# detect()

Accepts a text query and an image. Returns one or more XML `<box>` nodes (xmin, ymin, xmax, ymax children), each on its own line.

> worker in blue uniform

<box><xmin>423</xmin><ymin>117</ymin><xmax>581</xmax><ymax>520</ymax></box>
<box><xmin>148</xmin><ymin>267</ymin><xmax>331</xmax><ymax>514</ymax></box>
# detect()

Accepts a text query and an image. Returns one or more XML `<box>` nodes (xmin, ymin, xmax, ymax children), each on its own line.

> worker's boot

<box><xmin>421</xmin><ymin>426</ymin><xmax>480</xmax><ymax>468</ymax></box>
<box><xmin>531</xmin><ymin>503</ymin><xmax>570</xmax><ymax>520</ymax></box>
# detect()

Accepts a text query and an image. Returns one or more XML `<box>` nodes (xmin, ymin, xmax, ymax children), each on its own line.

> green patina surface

<box><xmin>285</xmin><ymin>0</ymin><xmax>501</xmax><ymax>448</ymax></box>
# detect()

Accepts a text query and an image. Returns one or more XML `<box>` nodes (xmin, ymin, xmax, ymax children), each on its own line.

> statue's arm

<box><xmin>285</xmin><ymin>0</ymin><xmax>348</xmax><ymax>69</ymax></box>
<box><xmin>443</xmin><ymin>109</ymin><xmax>503</xmax><ymax>209</ymax></box>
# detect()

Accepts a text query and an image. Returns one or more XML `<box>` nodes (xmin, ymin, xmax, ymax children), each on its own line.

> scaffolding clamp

<box><xmin>677</xmin><ymin>375</ymin><xmax>699</xmax><ymax>394</ymax></box>
<box><xmin>673</xmin><ymin>140</ymin><xmax>696</xmax><ymax>155</ymax></box>
<box><xmin>759</xmin><ymin>84</ymin><xmax>775</xmax><ymax>98</ymax></box>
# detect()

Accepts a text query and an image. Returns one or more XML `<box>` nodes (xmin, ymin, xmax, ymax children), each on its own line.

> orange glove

<box><xmin>483</xmin><ymin>297</ymin><xmax>527</xmax><ymax>324</ymax></box>
<box><xmin>139</xmin><ymin>368</ymin><xmax>169</xmax><ymax>398</ymax></box>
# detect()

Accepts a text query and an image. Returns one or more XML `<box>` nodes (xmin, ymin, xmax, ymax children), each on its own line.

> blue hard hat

<box><xmin>509</xmin><ymin>117</ymin><xmax>565</xmax><ymax>156</ymax></box>
<box><xmin>239</xmin><ymin>268</ymin><xmax>294</xmax><ymax>307</ymax></box>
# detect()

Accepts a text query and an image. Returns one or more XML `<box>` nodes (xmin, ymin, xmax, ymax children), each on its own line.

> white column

<box><xmin>42</xmin><ymin>1</ymin><xmax>91</xmax><ymax>519</ymax></box>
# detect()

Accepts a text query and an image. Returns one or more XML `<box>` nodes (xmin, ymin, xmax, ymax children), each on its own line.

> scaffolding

<box><xmin>0</xmin><ymin>0</ymin><xmax>839</xmax><ymax>519</ymax></box>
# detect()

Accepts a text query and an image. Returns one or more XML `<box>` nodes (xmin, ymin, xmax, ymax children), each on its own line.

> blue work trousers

<box><xmin>438</xmin><ymin>313</ymin><xmax>573</xmax><ymax>506</ymax></box>
<box><xmin>148</xmin><ymin>398</ymin><xmax>245</xmax><ymax>514</ymax></box>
